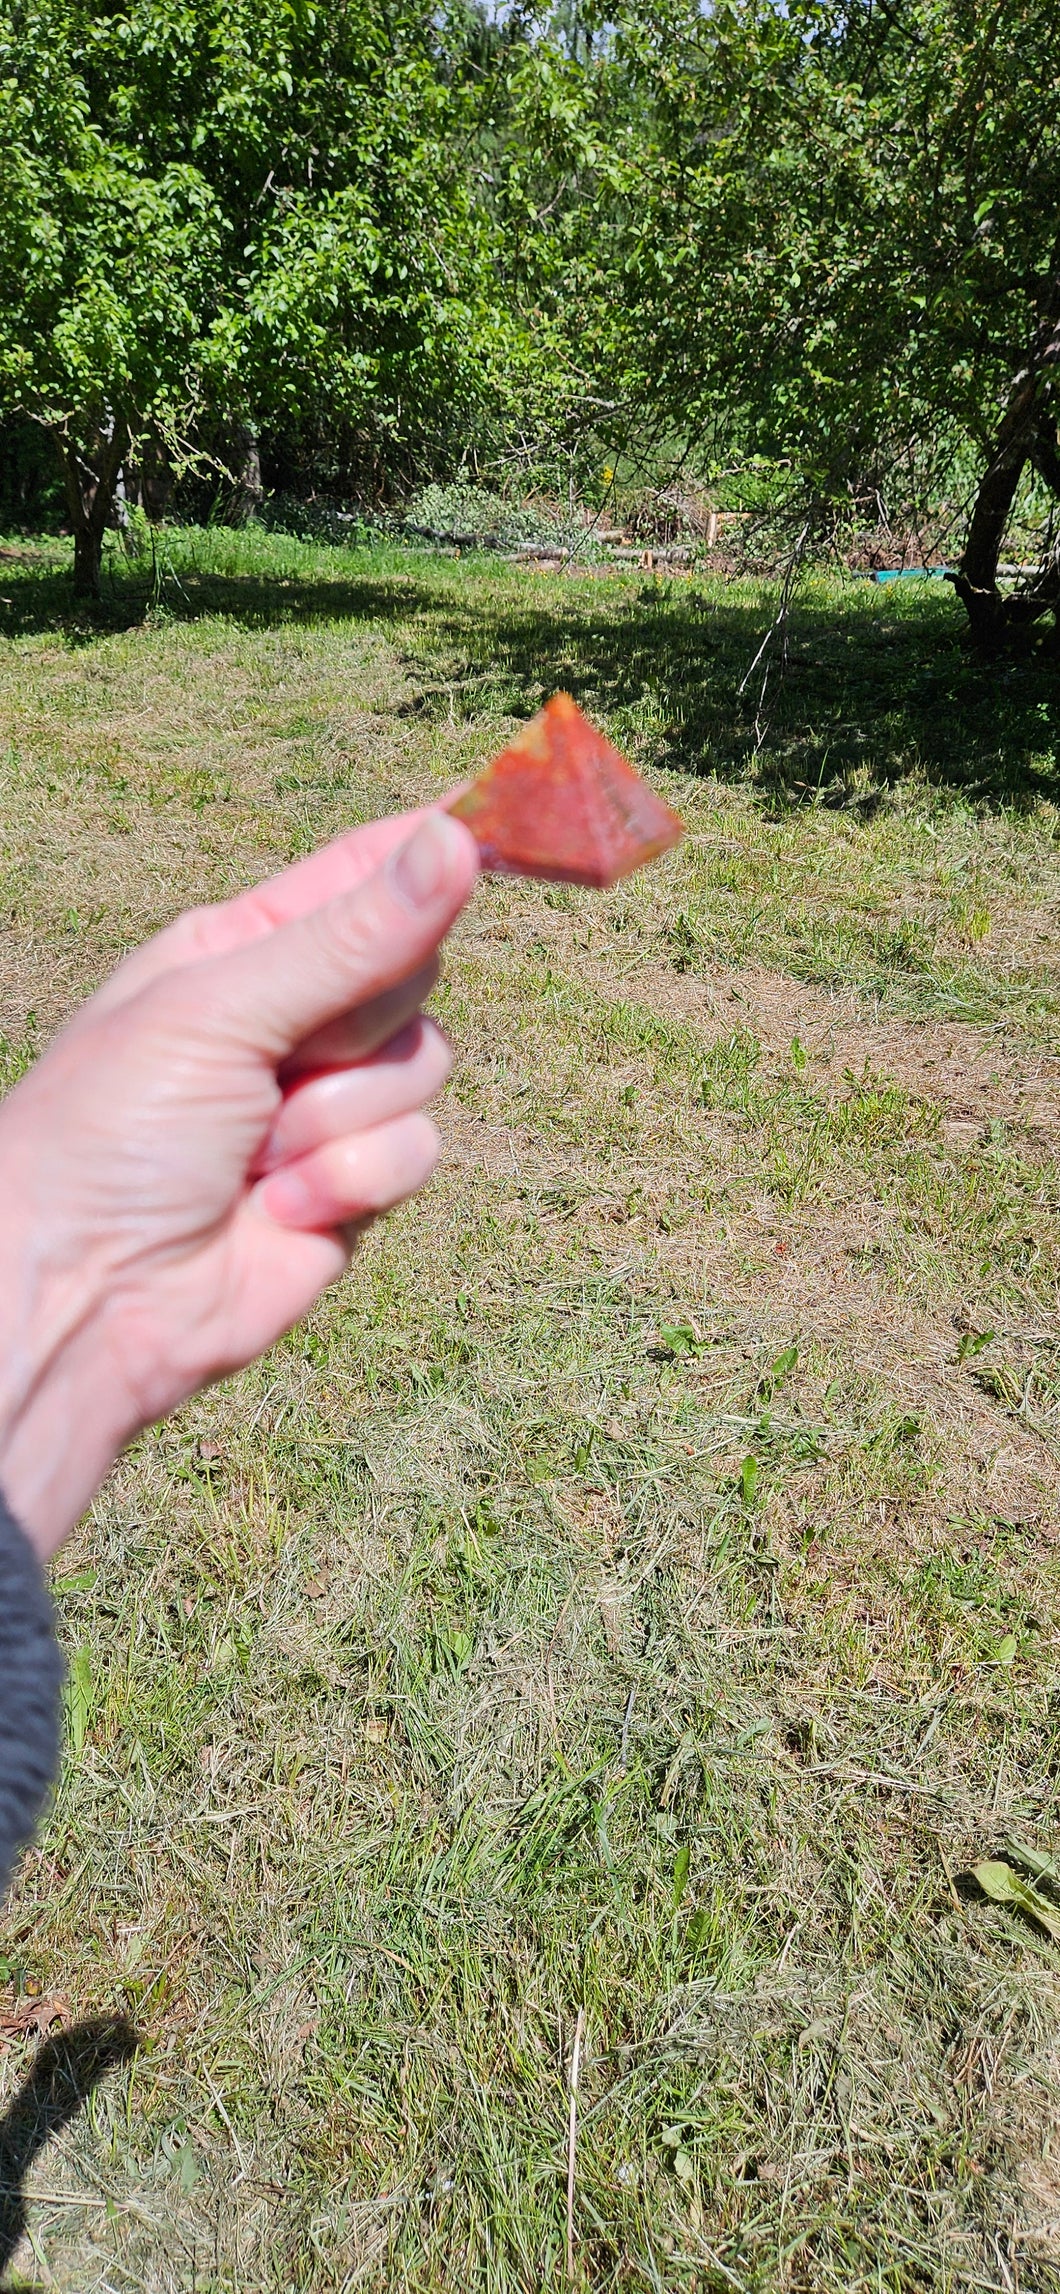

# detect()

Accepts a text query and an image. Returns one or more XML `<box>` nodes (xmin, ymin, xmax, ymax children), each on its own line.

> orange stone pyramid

<box><xmin>445</xmin><ymin>692</ymin><xmax>684</xmax><ymax>887</ymax></box>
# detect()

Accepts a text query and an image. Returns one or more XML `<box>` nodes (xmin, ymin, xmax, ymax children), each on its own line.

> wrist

<box><xmin>0</xmin><ymin>1340</ymin><xmax>132</xmax><ymax>1562</ymax></box>
<box><xmin>0</xmin><ymin>1196</ymin><xmax>132</xmax><ymax>1563</ymax></box>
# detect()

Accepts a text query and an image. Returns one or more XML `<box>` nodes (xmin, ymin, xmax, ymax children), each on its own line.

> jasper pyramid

<box><xmin>446</xmin><ymin>692</ymin><xmax>684</xmax><ymax>887</ymax></box>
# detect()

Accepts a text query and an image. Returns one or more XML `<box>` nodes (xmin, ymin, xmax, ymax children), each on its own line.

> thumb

<box><xmin>180</xmin><ymin>813</ymin><xmax>479</xmax><ymax>1062</ymax></box>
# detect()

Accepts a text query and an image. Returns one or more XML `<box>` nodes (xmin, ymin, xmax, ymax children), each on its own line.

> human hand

<box><xmin>0</xmin><ymin>807</ymin><xmax>478</xmax><ymax>1558</ymax></box>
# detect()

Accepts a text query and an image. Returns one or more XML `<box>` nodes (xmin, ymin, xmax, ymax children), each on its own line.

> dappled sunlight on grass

<box><xmin>3</xmin><ymin>522</ymin><xmax>1059</xmax><ymax>806</ymax></box>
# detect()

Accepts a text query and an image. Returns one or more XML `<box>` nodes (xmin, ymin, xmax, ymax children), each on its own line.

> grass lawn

<box><xmin>2</xmin><ymin>526</ymin><xmax>1060</xmax><ymax>2292</ymax></box>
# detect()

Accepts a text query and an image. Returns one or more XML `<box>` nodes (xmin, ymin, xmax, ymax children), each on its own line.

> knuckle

<box><xmin>322</xmin><ymin>896</ymin><xmax>387</xmax><ymax>978</ymax></box>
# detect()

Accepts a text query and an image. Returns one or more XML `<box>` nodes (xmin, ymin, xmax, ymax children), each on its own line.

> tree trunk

<box><xmin>125</xmin><ymin>439</ymin><xmax>174</xmax><ymax>523</ymax></box>
<box><xmin>1031</xmin><ymin>408</ymin><xmax>1060</xmax><ymax>500</ymax></box>
<box><xmin>226</xmin><ymin>424</ymin><xmax>263</xmax><ymax>526</ymax></box>
<box><xmin>57</xmin><ymin>417</ymin><xmax>131</xmax><ymax>598</ymax></box>
<box><xmin>953</xmin><ymin>282</ymin><xmax>1060</xmax><ymax>652</ymax></box>
<box><xmin>113</xmin><ymin>461</ymin><xmax>144</xmax><ymax>558</ymax></box>
<box><xmin>1022</xmin><ymin>411</ymin><xmax>1060</xmax><ymax>639</ymax></box>
<box><xmin>71</xmin><ymin>524</ymin><xmax>103</xmax><ymax>598</ymax></box>
<box><xmin>952</xmin><ymin>372</ymin><xmax>1036</xmax><ymax>650</ymax></box>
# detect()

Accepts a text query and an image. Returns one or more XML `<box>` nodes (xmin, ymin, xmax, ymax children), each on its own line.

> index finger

<box><xmin>88</xmin><ymin>804</ymin><xmax>444</xmax><ymax>1021</ymax></box>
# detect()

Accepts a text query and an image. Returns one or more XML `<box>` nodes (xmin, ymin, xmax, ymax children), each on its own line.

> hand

<box><xmin>0</xmin><ymin>807</ymin><xmax>479</xmax><ymax>1558</ymax></box>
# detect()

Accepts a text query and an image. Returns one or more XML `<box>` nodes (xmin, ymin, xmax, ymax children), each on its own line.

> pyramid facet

<box><xmin>445</xmin><ymin>692</ymin><xmax>684</xmax><ymax>887</ymax></box>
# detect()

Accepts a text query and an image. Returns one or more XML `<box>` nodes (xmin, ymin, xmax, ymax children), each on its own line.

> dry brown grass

<box><xmin>1</xmin><ymin>528</ymin><xmax>1060</xmax><ymax>2291</ymax></box>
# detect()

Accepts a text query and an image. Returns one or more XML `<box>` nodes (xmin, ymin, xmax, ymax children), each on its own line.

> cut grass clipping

<box><xmin>1</xmin><ymin>525</ymin><xmax>1060</xmax><ymax>2291</ymax></box>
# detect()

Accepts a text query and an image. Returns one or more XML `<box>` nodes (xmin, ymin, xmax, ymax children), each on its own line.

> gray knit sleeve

<box><xmin>0</xmin><ymin>1495</ymin><xmax>64</xmax><ymax>1898</ymax></box>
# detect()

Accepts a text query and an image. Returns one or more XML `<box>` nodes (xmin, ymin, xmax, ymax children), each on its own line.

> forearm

<box><xmin>0</xmin><ymin>1491</ymin><xmax>64</xmax><ymax>1898</ymax></box>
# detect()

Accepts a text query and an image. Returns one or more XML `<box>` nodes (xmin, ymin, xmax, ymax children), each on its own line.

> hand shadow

<box><xmin>0</xmin><ymin>2016</ymin><xmax>139</xmax><ymax>2284</ymax></box>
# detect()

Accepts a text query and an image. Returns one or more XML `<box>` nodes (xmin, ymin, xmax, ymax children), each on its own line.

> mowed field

<box><xmin>2</xmin><ymin>528</ymin><xmax>1060</xmax><ymax>2293</ymax></box>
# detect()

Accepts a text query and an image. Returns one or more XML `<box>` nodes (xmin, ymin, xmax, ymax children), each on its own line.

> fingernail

<box><xmin>389</xmin><ymin>814</ymin><xmax>457</xmax><ymax>909</ymax></box>
<box><xmin>260</xmin><ymin>1162</ymin><xmax>316</xmax><ymax>1225</ymax></box>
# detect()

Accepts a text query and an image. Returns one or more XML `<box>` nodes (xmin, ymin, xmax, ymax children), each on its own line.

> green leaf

<box><xmin>671</xmin><ymin>1842</ymin><xmax>691</xmax><ymax>1907</ymax></box>
<box><xmin>657</xmin><ymin>1321</ymin><xmax>703</xmax><ymax>1357</ymax></box>
<box><xmin>970</xmin><ymin>1859</ymin><xmax>1060</xmax><ymax>1942</ymax></box>
<box><xmin>1003</xmin><ymin>1837</ymin><xmax>1060</xmax><ymax>1891</ymax></box>
<box><xmin>767</xmin><ymin>1345</ymin><xmax>798</xmax><ymax>1388</ymax></box>
<box><xmin>62</xmin><ymin>1646</ymin><xmax>94</xmax><ymax>1757</ymax></box>
<box><xmin>53</xmin><ymin>1568</ymin><xmax>99</xmax><ymax>1595</ymax></box>
<box><xmin>177</xmin><ymin>2140</ymin><xmax>199</xmax><ymax>2192</ymax></box>
<box><xmin>740</xmin><ymin>1454</ymin><xmax>759</xmax><ymax>1506</ymax></box>
<box><xmin>988</xmin><ymin>1632</ymin><xmax>1018</xmax><ymax>1666</ymax></box>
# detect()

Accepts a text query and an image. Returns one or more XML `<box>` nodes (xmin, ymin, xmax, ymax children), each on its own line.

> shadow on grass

<box><xmin>0</xmin><ymin>2015</ymin><xmax>139</xmax><ymax>2283</ymax></box>
<box><xmin>2</xmin><ymin>548</ymin><xmax>1058</xmax><ymax>808</ymax></box>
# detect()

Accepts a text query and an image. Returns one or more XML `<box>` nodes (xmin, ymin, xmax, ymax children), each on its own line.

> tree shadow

<box><xmin>1</xmin><ymin>549</ymin><xmax>1056</xmax><ymax>808</ymax></box>
<box><xmin>0</xmin><ymin>555</ymin><xmax>427</xmax><ymax>646</ymax></box>
<box><xmin>0</xmin><ymin>2016</ymin><xmax>139</xmax><ymax>2285</ymax></box>
<box><xmin>398</xmin><ymin>576</ymin><xmax>1060</xmax><ymax>810</ymax></box>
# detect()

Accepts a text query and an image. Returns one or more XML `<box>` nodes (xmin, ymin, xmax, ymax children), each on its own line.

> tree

<box><xmin>603</xmin><ymin>0</ymin><xmax>1060</xmax><ymax>649</ymax></box>
<box><xmin>0</xmin><ymin>0</ymin><xmax>513</xmax><ymax>594</ymax></box>
<box><xmin>0</xmin><ymin>4</ymin><xmax>225</xmax><ymax>592</ymax></box>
